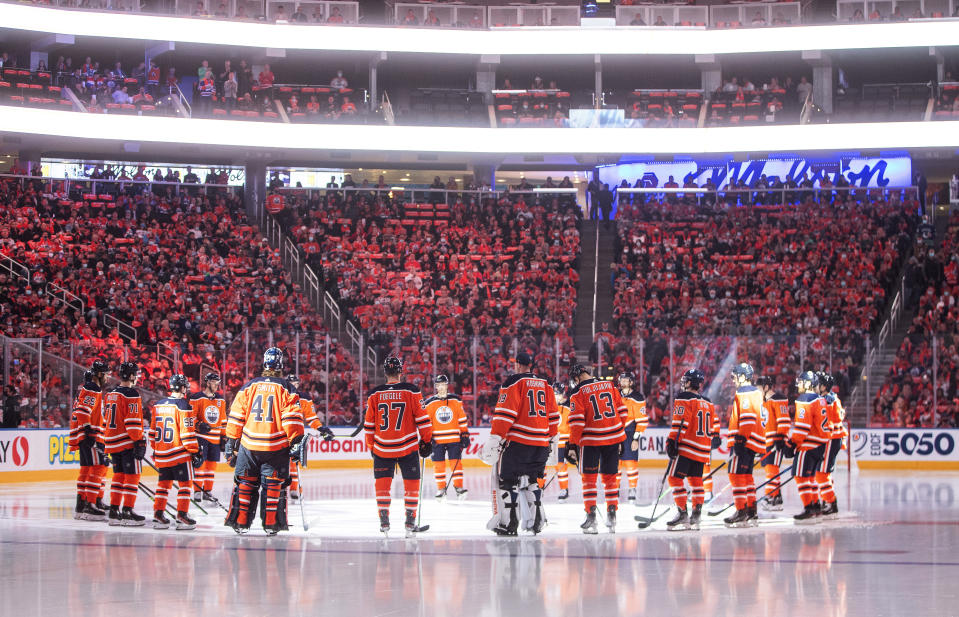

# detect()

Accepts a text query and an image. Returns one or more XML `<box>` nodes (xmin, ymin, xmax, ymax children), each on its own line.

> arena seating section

<box><xmin>272</xmin><ymin>189</ymin><xmax>582</xmax><ymax>420</ymax></box>
<box><xmin>872</xmin><ymin>213</ymin><xmax>958</xmax><ymax>428</ymax></box>
<box><xmin>609</xmin><ymin>192</ymin><xmax>919</xmax><ymax>425</ymax></box>
<box><xmin>0</xmin><ymin>176</ymin><xmax>360</xmax><ymax>428</ymax></box>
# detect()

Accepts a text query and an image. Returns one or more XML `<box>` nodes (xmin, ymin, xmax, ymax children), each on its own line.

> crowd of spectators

<box><xmin>872</xmin><ymin>213</ymin><xmax>959</xmax><ymax>427</ymax></box>
<box><xmin>606</xmin><ymin>193</ymin><xmax>919</xmax><ymax>425</ymax></box>
<box><xmin>272</xmin><ymin>184</ymin><xmax>582</xmax><ymax>422</ymax></box>
<box><xmin>0</xmin><ymin>175</ymin><xmax>360</xmax><ymax>427</ymax></box>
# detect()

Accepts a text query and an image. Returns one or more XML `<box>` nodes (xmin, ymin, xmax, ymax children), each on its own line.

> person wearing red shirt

<box><xmin>258</xmin><ymin>63</ymin><xmax>275</xmax><ymax>88</ymax></box>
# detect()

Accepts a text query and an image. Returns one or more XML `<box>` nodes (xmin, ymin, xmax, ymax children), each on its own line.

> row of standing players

<box><xmin>66</xmin><ymin>347</ymin><xmax>844</xmax><ymax>535</ymax></box>
<box><xmin>66</xmin><ymin>350</ymin><xmax>336</xmax><ymax>531</ymax></box>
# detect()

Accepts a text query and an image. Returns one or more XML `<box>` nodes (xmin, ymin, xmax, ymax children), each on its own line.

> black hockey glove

<box><xmin>191</xmin><ymin>451</ymin><xmax>204</xmax><ymax>469</ymax></box>
<box><xmin>665</xmin><ymin>438</ymin><xmax>678</xmax><ymax>459</ymax></box>
<box><xmin>781</xmin><ymin>440</ymin><xmax>797</xmax><ymax>459</ymax></box>
<box><xmin>317</xmin><ymin>426</ymin><xmax>335</xmax><ymax>442</ymax></box>
<box><xmin>195</xmin><ymin>421</ymin><xmax>211</xmax><ymax>435</ymax></box>
<box><xmin>132</xmin><ymin>440</ymin><xmax>147</xmax><ymax>461</ymax></box>
<box><xmin>419</xmin><ymin>439</ymin><xmax>433</xmax><ymax>458</ymax></box>
<box><xmin>733</xmin><ymin>435</ymin><xmax>747</xmax><ymax>457</ymax></box>
<box><xmin>710</xmin><ymin>435</ymin><xmax>723</xmax><ymax>449</ymax></box>
<box><xmin>773</xmin><ymin>434</ymin><xmax>788</xmax><ymax>452</ymax></box>
<box><xmin>219</xmin><ymin>435</ymin><xmax>227</xmax><ymax>450</ymax></box>
<box><xmin>564</xmin><ymin>444</ymin><xmax>580</xmax><ymax>466</ymax></box>
<box><xmin>224</xmin><ymin>437</ymin><xmax>239</xmax><ymax>468</ymax></box>
<box><xmin>80</xmin><ymin>435</ymin><xmax>96</xmax><ymax>451</ymax></box>
<box><xmin>459</xmin><ymin>432</ymin><xmax>471</xmax><ymax>448</ymax></box>
<box><xmin>289</xmin><ymin>435</ymin><xmax>305</xmax><ymax>461</ymax></box>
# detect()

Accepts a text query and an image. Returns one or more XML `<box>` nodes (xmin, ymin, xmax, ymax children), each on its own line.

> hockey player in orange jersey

<box><xmin>617</xmin><ymin>371</ymin><xmax>648</xmax><ymax>502</ymax></box>
<box><xmin>189</xmin><ymin>371</ymin><xmax>226</xmax><ymax>502</ymax></box>
<box><xmin>816</xmin><ymin>372</ymin><xmax>845</xmax><ymax>519</ymax></box>
<box><xmin>286</xmin><ymin>374</ymin><xmax>335</xmax><ymax>501</ymax></box>
<box><xmin>69</xmin><ymin>360</ymin><xmax>109</xmax><ymax>522</ymax></box>
<box><xmin>423</xmin><ymin>374</ymin><xmax>470</xmax><ymax>500</ymax></box>
<box><xmin>364</xmin><ymin>356</ymin><xmax>433</xmax><ymax>537</ymax></box>
<box><xmin>224</xmin><ymin>348</ymin><xmax>304</xmax><ymax>535</ymax></box>
<box><xmin>567</xmin><ymin>364</ymin><xmax>629</xmax><ymax>534</ymax></box>
<box><xmin>757</xmin><ymin>375</ymin><xmax>791</xmax><ymax>511</ymax></box>
<box><xmin>103</xmin><ymin>361</ymin><xmax>147</xmax><ymax>526</ymax></box>
<box><xmin>150</xmin><ymin>374</ymin><xmax>201</xmax><ymax>530</ymax></box>
<box><xmin>664</xmin><ymin>369</ymin><xmax>716</xmax><ymax>531</ymax></box>
<box><xmin>784</xmin><ymin>371</ymin><xmax>831</xmax><ymax>524</ymax></box>
<box><xmin>550</xmin><ymin>382</ymin><xmax>573</xmax><ymax>500</ymax></box>
<box><xmin>481</xmin><ymin>352</ymin><xmax>558</xmax><ymax>536</ymax></box>
<box><xmin>724</xmin><ymin>362</ymin><xmax>765</xmax><ymax>528</ymax></box>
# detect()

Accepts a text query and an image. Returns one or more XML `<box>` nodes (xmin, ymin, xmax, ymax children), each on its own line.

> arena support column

<box><xmin>930</xmin><ymin>47</ymin><xmax>945</xmax><ymax>84</ymax></box>
<box><xmin>244</xmin><ymin>160</ymin><xmax>267</xmax><ymax>222</ymax></box>
<box><xmin>369</xmin><ymin>52</ymin><xmax>387</xmax><ymax>112</ymax></box>
<box><xmin>802</xmin><ymin>50</ymin><xmax>833</xmax><ymax>115</ymax></box>
<box><xmin>695</xmin><ymin>55</ymin><xmax>722</xmax><ymax>99</ymax></box>
<box><xmin>476</xmin><ymin>55</ymin><xmax>500</xmax><ymax>108</ymax></box>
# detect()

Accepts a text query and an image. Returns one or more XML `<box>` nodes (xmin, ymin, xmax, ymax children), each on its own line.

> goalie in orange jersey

<box><xmin>223</xmin><ymin>348</ymin><xmax>304</xmax><ymax>535</ymax></box>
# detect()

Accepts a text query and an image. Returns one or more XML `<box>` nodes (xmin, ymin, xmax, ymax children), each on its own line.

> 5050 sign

<box><xmin>852</xmin><ymin>430</ymin><xmax>957</xmax><ymax>460</ymax></box>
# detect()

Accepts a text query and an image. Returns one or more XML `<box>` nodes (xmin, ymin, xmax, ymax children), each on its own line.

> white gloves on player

<box><xmin>481</xmin><ymin>434</ymin><xmax>505</xmax><ymax>465</ymax></box>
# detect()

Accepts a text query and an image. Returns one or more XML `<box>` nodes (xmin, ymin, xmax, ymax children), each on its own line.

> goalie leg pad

<box><xmin>225</xmin><ymin>475</ymin><xmax>259</xmax><ymax>528</ymax></box>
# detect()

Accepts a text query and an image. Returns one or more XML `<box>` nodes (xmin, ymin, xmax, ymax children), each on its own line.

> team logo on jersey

<box><xmin>204</xmin><ymin>405</ymin><xmax>220</xmax><ymax>423</ymax></box>
<box><xmin>436</xmin><ymin>406</ymin><xmax>454</xmax><ymax>424</ymax></box>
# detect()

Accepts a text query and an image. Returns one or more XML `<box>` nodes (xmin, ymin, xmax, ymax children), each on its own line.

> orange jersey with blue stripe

<box><xmin>423</xmin><ymin>395</ymin><xmax>468</xmax><ymax>444</ymax></box>
<box><xmin>568</xmin><ymin>378</ymin><xmax>629</xmax><ymax>447</ymax></box>
<box><xmin>102</xmin><ymin>386</ymin><xmax>144</xmax><ymax>454</ymax></box>
<box><xmin>790</xmin><ymin>393</ymin><xmax>830</xmax><ymax>450</ymax></box>
<box><xmin>728</xmin><ymin>386</ymin><xmax>765</xmax><ymax>454</ymax></box>
<box><xmin>762</xmin><ymin>393</ymin><xmax>791</xmax><ymax>448</ymax></box>
<box><xmin>622</xmin><ymin>390</ymin><xmax>648</xmax><ymax>435</ymax></box>
<box><xmin>151</xmin><ymin>397</ymin><xmax>200</xmax><ymax>467</ymax></box>
<box><xmin>492</xmin><ymin>373</ymin><xmax>559</xmax><ymax>447</ymax></box>
<box><xmin>669</xmin><ymin>392</ymin><xmax>716</xmax><ymax>463</ymax></box>
<box><xmin>226</xmin><ymin>377</ymin><xmax>304</xmax><ymax>451</ymax></box>
<box><xmin>189</xmin><ymin>391</ymin><xmax>227</xmax><ymax>444</ymax></box>
<box><xmin>364</xmin><ymin>382</ymin><xmax>432</xmax><ymax>457</ymax></box>
<box><xmin>69</xmin><ymin>381</ymin><xmax>103</xmax><ymax>450</ymax></box>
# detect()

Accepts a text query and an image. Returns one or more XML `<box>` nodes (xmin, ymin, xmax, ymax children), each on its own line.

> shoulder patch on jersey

<box><xmin>498</xmin><ymin>393</ymin><xmax>507</xmax><ymax>404</ymax></box>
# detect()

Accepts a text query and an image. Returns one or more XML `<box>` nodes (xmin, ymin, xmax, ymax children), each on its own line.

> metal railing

<box><xmin>616</xmin><ymin>185</ymin><xmax>919</xmax><ymax>205</ymax></box>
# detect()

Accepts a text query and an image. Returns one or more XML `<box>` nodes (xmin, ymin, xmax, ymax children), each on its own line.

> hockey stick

<box><xmin>638</xmin><ymin>460</ymin><xmax>729</xmax><ymax>507</ymax></box>
<box><xmin>413</xmin><ymin>455</ymin><xmax>430</xmax><ymax>534</ymax></box>
<box><xmin>636</xmin><ymin>417</ymin><xmax>684</xmax><ymax>529</ymax></box>
<box><xmin>708</xmin><ymin>465</ymin><xmax>793</xmax><ymax>517</ymax></box>
<box><xmin>442</xmin><ymin>457</ymin><xmax>462</xmax><ymax>494</ymax></box>
<box><xmin>703</xmin><ymin>458</ymin><xmax>762</xmax><ymax>508</ymax></box>
<box><xmin>142</xmin><ymin>457</ymin><xmax>209</xmax><ymax>515</ymax></box>
<box><xmin>297</xmin><ymin>434</ymin><xmax>312</xmax><ymax>531</ymax></box>
<box><xmin>190</xmin><ymin>481</ymin><xmax>228</xmax><ymax>512</ymax></box>
<box><xmin>137</xmin><ymin>482</ymin><xmax>180</xmax><ymax>517</ymax></box>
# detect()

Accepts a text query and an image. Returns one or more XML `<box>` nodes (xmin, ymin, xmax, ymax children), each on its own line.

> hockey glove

<box><xmin>459</xmin><ymin>432</ymin><xmax>471</xmax><ymax>448</ymax></box>
<box><xmin>564</xmin><ymin>443</ymin><xmax>580</xmax><ymax>467</ymax></box>
<box><xmin>132</xmin><ymin>440</ymin><xmax>147</xmax><ymax>461</ymax></box>
<box><xmin>80</xmin><ymin>435</ymin><xmax>96</xmax><ymax>451</ymax></box>
<box><xmin>317</xmin><ymin>426</ymin><xmax>335</xmax><ymax>442</ymax></box>
<box><xmin>219</xmin><ymin>435</ymin><xmax>227</xmax><ymax>450</ymax></box>
<box><xmin>195</xmin><ymin>421</ymin><xmax>211</xmax><ymax>435</ymax></box>
<box><xmin>710</xmin><ymin>435</ymin><xmax>723</xmax><ymax>449</ymax></box>
<box><xmin>289</xmin><ymin>435</ymin><xmax>305</xmax><ymax>461</ymax></box>
<box><xmin>665</xmin><ymin>438</ymin><xmax>678</xmax><ymax>459</ymax></box>
<box><xmin>480</xmin><ymin>434</ymin><xmax>504</xmax><ymax>465</ymax></box>
<box><xmin>733</xmin><ymin>435</ymin><xmax>748</xmax><ymax>457</ymax></box>
<box><xmin>224</xmin><ymin>438</ymin><xmax>239</xmax><ymax>468</ymax></box>
<box><xmin>191</xmin><ymin>451</ymin><xmax>204</xmax><ymax>469</ymax></box>
<box><xmin>782</xmin><ymin>440</ymin><xmax>797</xmax><ymax>459</ymax></box>
<box><xmin>418</xmin><ymin>439</ymin><xmax>433</xmax><ymax>458</ymax></box>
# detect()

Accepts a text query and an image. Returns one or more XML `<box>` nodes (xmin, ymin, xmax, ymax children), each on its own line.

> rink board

<box><xmin>1</xmin><ymin>427</ymin><xmax>957</xmax><ymax>481</ymax></box>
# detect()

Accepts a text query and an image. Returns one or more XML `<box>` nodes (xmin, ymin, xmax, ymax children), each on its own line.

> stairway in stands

<box><xmin>572</xmin><ymin>220</ymin><xmax>618</xmax><ymax>365</ymax></box>
<box><xmin>847</xmin><ymin>210</ymin><xmax>950</xmax><ymax>424</ymax></box>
